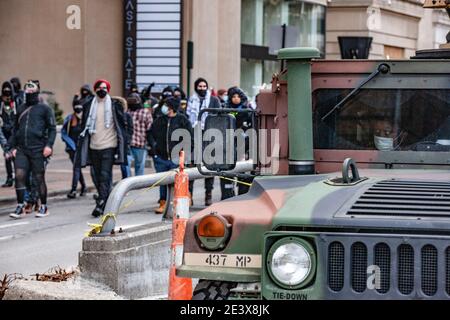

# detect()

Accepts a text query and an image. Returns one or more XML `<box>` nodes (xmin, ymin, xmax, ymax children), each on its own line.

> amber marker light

<box><xmin>196</xmin><ymin>213</ymin><xmax>231</xmax><ymax>251</ymax></box>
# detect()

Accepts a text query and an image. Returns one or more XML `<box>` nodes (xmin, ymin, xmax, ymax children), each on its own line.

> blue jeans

<box><xmin>131</xmin><ymin>147</ymin><xmax>147</xmax><ymax>176</ymax></box>
<box><xmin>120</xmin><ymin>150</ymin><xmax>132</xmax><ymax>179</ymax></box>
<box><xmin>153</xmin><ymin>156</ymin><xmax>178</xmax><ymax>200</ymax></box>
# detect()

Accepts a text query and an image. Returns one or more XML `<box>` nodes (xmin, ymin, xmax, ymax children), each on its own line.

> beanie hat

<box><xmin>94</xmin><ymin>79</ymin><xmax>111</xmax><ymax>92</ymax></box>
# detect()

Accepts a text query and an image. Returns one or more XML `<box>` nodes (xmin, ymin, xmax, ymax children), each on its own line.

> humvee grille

<box><xmin>446</xmin><ymin>247</ymin><xmax>450</xmax><ymax>295</ymax></box>
<box><xmin>351</xmin><ymin>242</ymin><xmax>367</xmax><ymax>293</ymax></box>
<box><xmin>398</xmin><ymin>244</ymin><xmax>414</xmax><ymax>295</ymax></box>
<box><xmin>374</xmin><ymin>243</ymin><xmax>390</xmax><ymax>294</ymax></box>
<box><xmin>328</xmin><ymin>242</ymin><xmax>345</xmax><ymax>292</ymax></box>
<box><xmin>348</xmin><ymin>180</ymin><xmax>450</xmax><ymax>217</ymax></box>
<box><xmin>325</xmin><ymin>239</ymin><xmax>446</xmax><ymax>297</ymax></box>
<box><xmin>421</xmin><ymin>245</ymin><xmax>438</xmax><ymax>296</ymax></box>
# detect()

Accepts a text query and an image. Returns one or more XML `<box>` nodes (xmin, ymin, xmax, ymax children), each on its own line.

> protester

<box><xmin>187</xmin><ymin>78</ymin><xmax>221</xmax><ymax>206</ymax></box>
<box><xmin>10</xmin><ymin>77</ymin><xmax>25</xmax><ymax>106</ymax></box>
<box><xmin>227</xmin><ymin>86</ymin><xmax>254</xmax><ymax>196</ymax></box>
<box><xmin>147</xmin><ymin>97</ymin><xmax>193</xmax><ymax>214</ymax></box>
<box><xmin>142</xmin><ymin>82</ymin><xmax>158</xmax><ymax>109</ymax></box>
<box><xmin>174</xmin><ymin>87</ymin><xmax>188</xmax><ymax>115</ymax></box>
<box><xmin>61</xmin><ymin>100</ymin><xmax>87</xmax><ymax>198</ymax></box>
<box><xmin>79</xmin><ymin>79</ymin><xmax>128</xmax><ymax>217</ymax></box>
<box><xmin>153</xmin><ymin>86</ymin><xmax>174</xmax><ymax>119</ymax></box>
<box><xmin>217</xmin><ymin>89</ymin><xmax>228</xmax><ymax>107</ymax></box>
<box><xmin>0</xmin><ymin>81</ymin><xmax>19</xmax><ymax>187</ymax></box>
<box><xmin>114</xmin><ymin>96</ymin><xmax>133</xmax><ymax>179</ymax></box>
<box><xmin>9</xmin><ymin>80</ymin><xmax>56</xmax><ymax>219</ymax></box>
<box><xmin>127</xmin><ymin>93</ymin><xmax>152</xmax><ymax>176</ymax></box>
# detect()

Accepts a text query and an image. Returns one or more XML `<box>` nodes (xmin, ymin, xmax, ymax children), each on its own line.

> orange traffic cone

<box><xmin>168</xmin><ymin>151</ymin><xmax>193</xmax><ymax>300</ymax></box>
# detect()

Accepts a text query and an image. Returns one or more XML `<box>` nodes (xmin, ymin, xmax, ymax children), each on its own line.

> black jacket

<box><xmin>147</xmin><ymin>113</ymin><xmax>193</xmax><ymax>161</ymax></box>
<box><xmin>78</xmin><ymin>97</ymin><xmax>128</xmax><ymax>167</ymax></box>
<box><xmin>9</xmin><ymin>102</ymin><xmax>57</xmax><ymax>152</ymax></box>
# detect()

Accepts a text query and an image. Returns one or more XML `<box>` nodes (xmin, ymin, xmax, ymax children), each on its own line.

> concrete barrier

<box><xmin>79</xmin><ymin>222</ymin><xmax>172</xmax><ymax>300</ymax></box>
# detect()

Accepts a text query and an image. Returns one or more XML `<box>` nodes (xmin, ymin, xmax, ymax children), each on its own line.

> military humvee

<box><xmin>177</xmin><ymin>2</ymin><xmax>450</xmax><ymax>300</ymax></box>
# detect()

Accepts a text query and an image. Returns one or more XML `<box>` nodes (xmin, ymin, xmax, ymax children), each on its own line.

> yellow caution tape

<box><xmin>85</xmin><ymin>213</ymin><xmax>117</xmax><ymax>237</ymax></box>
<box><xmin>219</xmin><ymin>176</ymin><xmax>253</xmax><ymax>187</ymax></box>
<box><xmin>85</xmin><ymin>170</ymin><xmax>176</xmax><ymax>237</ymax></box>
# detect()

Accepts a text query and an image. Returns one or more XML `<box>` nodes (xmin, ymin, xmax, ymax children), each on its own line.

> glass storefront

<box><xmin>241</xmin><ymin>0</ymin><xmax>326</xmax><ymax>98</ymax></box>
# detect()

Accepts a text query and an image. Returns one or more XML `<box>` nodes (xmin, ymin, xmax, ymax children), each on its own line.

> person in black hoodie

<box><xmin>62</xmin><ymin>101</ymin><xmax>87</xmax><ymax>199</ymax></box>
<box><xmin>1</xmin><ymin>81</ymin><xmax>20</xmax><ymax>187</ymax></box>
<box><xmin>226</xmin><ymin>86</ymin><xmax>254</xmax><ymax>196</ymax></box>
<box><xmin>147</xmin><ymin>97</ymin><xmax>193</xmax><ymax>214</ymax></box>
<box><xmin>73</xmin><ymin>84</ymin><xmax>94</xmax><ymax>107</ymax></box>
<box><xmin>10</xmin><ymin>77</ymin><xmax>25</xmax><ymax>107</ymax></box>
<box><xmin>9</xmin><ymin>80</ymin><xmax>56</xmax><ymax>219</ymax></box>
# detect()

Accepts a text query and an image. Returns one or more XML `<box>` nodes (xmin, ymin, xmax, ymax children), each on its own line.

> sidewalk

<box><xmin>0</xmin><ymin>153</ymin><xmax>154</xmax><ymax>206</ymax></box>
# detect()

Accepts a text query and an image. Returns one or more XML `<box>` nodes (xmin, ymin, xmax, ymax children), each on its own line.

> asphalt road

<box><xmin>0</xmin><ymin>179</ymin><xmax>219</xmax><ymax>276</ymax></box>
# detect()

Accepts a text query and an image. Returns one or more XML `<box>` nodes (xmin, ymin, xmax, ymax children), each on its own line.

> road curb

<box><xmin>0</xmin><ymin>186</ymin><xmax>96</xmax><ymax>204</ymax></box>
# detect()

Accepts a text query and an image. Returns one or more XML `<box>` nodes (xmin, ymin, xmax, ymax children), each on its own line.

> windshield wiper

<box><xmin>321</xmin><ymin>63</ymin><xmax>391</xmax><ymax>121</ymax></box>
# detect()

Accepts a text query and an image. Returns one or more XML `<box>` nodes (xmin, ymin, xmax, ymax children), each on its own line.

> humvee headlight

<box><xmin>196</xmin><ymin>213</ymin><xmax>231</xmax><ymax>251</ymax></box>
<box><xmin>267</xmin><ymin>238</ymin><xmax>315</xmax><ymax>289</ymax></box>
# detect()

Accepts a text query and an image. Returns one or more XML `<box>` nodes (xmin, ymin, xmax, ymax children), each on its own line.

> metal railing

<box><xmin>100</xmin><ymin>161</ymin><xmax>255</xmax><ymax>234</ymax></box>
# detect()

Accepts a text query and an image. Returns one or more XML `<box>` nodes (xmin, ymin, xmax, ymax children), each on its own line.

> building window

<box><xmin>384</xmin><ymin>45</ymin><xmax>405</xmax><ymax>60</ymax></box>
<box><xmin>241</xmin><ymin>0</ymin><xmax>326</xmax><ymax>97</ymax></box>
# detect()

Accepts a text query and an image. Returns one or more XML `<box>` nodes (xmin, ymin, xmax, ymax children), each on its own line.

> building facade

<box><xmin>0</xmin><ymin>0</ymin><xmax>448</xmax><ymax>114</ymax></box>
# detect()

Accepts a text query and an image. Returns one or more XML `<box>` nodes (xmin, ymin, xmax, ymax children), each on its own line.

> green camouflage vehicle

<box><xmin>177</xmin><ymin>2</ymin><xmax>450</xmax><ymax>300</ymax></box>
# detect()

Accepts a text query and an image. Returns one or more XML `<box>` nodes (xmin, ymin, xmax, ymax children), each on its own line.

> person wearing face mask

<box><xmin>1</xmin><ymin>81</ymin><xmax>20</xmax><ymax>187</ymax></box>
<box><xmin>226</xmin><ymin>86</ymin><xmax>254</xmax><ymax>196</ymax></box>
<box><xmin>10</xmin><ymin>77</ymin><xmax>25</xmax><ymax>107</ymax></box>
<box><xmin>187</xmin><ymin>78</ymin><xmax>221</xmax><ymax>206</ymax></box>
<box><xmin>372</xmin><ymin>118</ymin><xmax>407</xmax><ymax>151</ymax></box>
<box><xmin>217</xmin><ymin>89</ymin><xmax>228</xmax><ymax>108</ymax></box>
<box><xmin>127</xmin><ymin>93</ymin><xmax>152</xmax><ymax>176</ymax></box>
<box><xmin>62</xmin><ymin>101</ymin><xmax>87</xmax><ymax>199</ymax></box>
<box><xmin>8</xmin><ymin>81</ymin><xmax>56</xmax><ymax>219</ymax></box>
<box><xmin>174</xmin><ymin>87</ymin><xmax>188</xmax><ymax>116</ymax></box>
<box><xmin>78</xmin><ymin>79</ymin><xmax>128</xmax><ymax>217</ymax></box>
<box><xmin>153</xmin><ymin>86</ymin><xmax>174</xmax><ymax>119</ymax></box>
<box><xmin>147</xmin><ymin>97</ymin><xmax>193</xmax><ymax>214</ymax></box>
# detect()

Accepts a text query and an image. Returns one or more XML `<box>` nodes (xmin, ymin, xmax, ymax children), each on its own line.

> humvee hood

<box><xmin>273</xmin><ymin>169</ymin><xmax>450</xmax><ymax>233</ymax></box>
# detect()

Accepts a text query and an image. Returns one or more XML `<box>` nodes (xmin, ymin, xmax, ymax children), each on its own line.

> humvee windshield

<box><xmin>314</xmin><ymin>89</ymin><xmax>450</xmax><ymax>152</ymax></box>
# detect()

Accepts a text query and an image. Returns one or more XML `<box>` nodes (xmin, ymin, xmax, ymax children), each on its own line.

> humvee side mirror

<box><xmin>203</xmin><ymin>113</ymin><xmax>237</xmax><ymax>171</ymax></box>
<box><xmin>197</xmin><ymin>108</ymin><xmax>257</xmax><ymax>177</ymax></box>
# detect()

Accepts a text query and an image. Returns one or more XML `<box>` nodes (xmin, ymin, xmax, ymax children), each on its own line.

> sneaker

<box><xmin>2</xmin><ymin>178</ymin><xmax>13</xmax><ymax>188</ymax></box>
<box><xmin>10</xmin><ymin>204</ymin><xmax>26</xmax><ymax>219</ymax></box>
<box><xmin>35</xmin><ymin>205</ymin><xmax>49</xmax><ymax>218</ymax></box>
<box><xmin>67</xmin><ymin>190</ymin><xmax>77</xmax><ymax>199</ymax></box>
